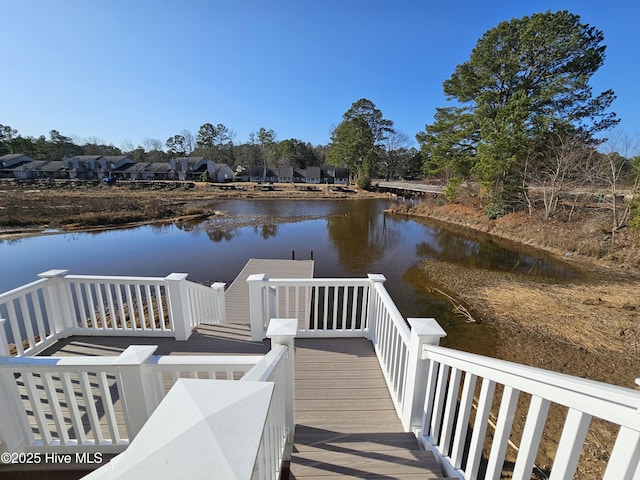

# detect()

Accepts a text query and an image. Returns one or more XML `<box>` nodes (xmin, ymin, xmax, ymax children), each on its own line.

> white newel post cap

<box><xmin>408</xmin><ymin>318</ymin><xmax>447</xmax><ymax>345</ymax></box>
<box><xmin>267</xmin><ymin>318</ymin><xmax>297</xmax><ymax>343</ymax></box>
<box><xmin>37</xmin><ymin>269</ymin><xmax>69</xmax><ymax>279</ymax></box>
<box><xmin>367</xmin><ymin>274</ymin><xmax>387</xmax><ymax>283</ymax></box>
<box><xmin>165</xmin><ymin>273</ymin><xmax>189</xmax><ymax>282</ymax></box>
<box><xmin>114</xmin><ymin>345</ymin><xmax>158</xmax><ymax>365</ymax></box>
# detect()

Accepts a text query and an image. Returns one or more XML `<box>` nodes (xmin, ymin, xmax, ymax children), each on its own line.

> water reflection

<box><xmin>0</xmin><ymin>199</ymin><xmax>582</xmax><ymax>358</ymax></box>
<box><xmin>403</xmin><ymin>218</ymin><xmax>578</xmax><ymax>280</ymax></box>
<box><xmin>325</xmin><ymin>200</ymin><xmax>399</xmax><ymax>273</ymax></box>
<box><xmin>255</xmin><ymin>224</ymin><xmax>279</xmax><ymax>239</ymax></box>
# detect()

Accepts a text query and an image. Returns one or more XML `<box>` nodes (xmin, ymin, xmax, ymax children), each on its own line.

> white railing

<box><xmin>247</xmin><ymin>274</ymin><xmax>372</xmax><ymax>340</ymax></box>
<box><xmin>0</xmin><ymin>270</ymin><xmax>226</xmax><ymax>357</ymax></box>
<box><xmin>418</xmin><ymin>345</ymin><xmax>640</xmax><ymax>480</ymax></box>
<box><xmin>247</xmin><ymin>274</ymin><xmax>640</xmax><ymax>479</ymax></box>
<box><xmin>367</xmin><ymin>276</ymin><xmax>447</xmax><ymax>430</ymax></box>
<box><xmin>0</xmin><ymin>345</ymin><xmax>262</xmax><ymax>454</ymax></box>
<box><xmin>247</xmin><ymin>273</ymin><xmax>445</xmax><ymax>430</ymax></box>
<box><xmin>80</xmin><ymin>319</ymin><xmax>296</xmax><ymax>480</ymax></box>
<box><xmin>3</xmin><ymin>270</ymin><xmax>638</xmax><ymax>479</ymax></box>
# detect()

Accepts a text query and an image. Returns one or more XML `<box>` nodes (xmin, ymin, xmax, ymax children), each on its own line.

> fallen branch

<box><xmin>429</xmin><ymin>287</ymin><xmax>477</xmax><ymax>323</ymax></box>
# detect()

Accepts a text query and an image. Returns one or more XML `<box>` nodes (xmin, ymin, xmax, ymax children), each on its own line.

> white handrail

<box><xmin>419</xmin><ymin>344</ymin><xmax>640</xmax><ymax>480</ymax></box>
<box><xmin>368</xmin><ymin>278</ymin><xmax>412</xmax><ymax>422</ymax></box>
<box><xmin>80</xmin><ymin>320</ymin><xmax>296</xmax><ymax>480</ymax></box>
<box><xmin>1</xmin><ymin>271</ymin><xmax>227</xmax><ymax>356</ymax></box>
<box><xmin>0</xmin><ymin>346</ymin><xmax>264</xmax><ymax>454</ymax></box>
<box><xmin>0</xmin><ymin>278</ymin><xmax>60</xmax><ymax>356</ymax></box>
<box><xmin>248</xmin><ymin>276</ymin><xmax>372</xmax><ymax>340</ymax></box>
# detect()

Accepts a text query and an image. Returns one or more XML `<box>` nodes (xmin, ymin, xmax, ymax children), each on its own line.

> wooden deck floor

<box><xmin>290</xmin><ymin>338</ymin><xmax>446</xmax><ymax>479</ymax></box>
<box><xmin>225</xmin><ymin>258</ymin><xmax>314</xmax><ymax>323</ymax></box>
<box><xmin>38</xmin><ymin>331</ymin><xmax>445</xmax><ymax>479</ymax></box>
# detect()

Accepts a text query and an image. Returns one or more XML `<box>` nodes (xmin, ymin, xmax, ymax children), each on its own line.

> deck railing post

<box><xmin>211</xmin><ymin>282</ymin><xmax>226</xmax><ymax>323</ymax></box>
<box><xmin>115</xmin><ymin>345</ymin><xmax>159</xmax><ymax>439</ymax></box>
<box><xmin>401</xmin><ymin>318</ymin><xmax>447</xmax><ymax>432</ymax></box>
<box><xmin>366</xmin><ymin>274</ymin><xmax>386</xmax><ymax>341</ymax></box>
<box><xmin>165</xmin><ymin>273</ymin><xmax>193</xmax><ymax>341</ymax></box>
<box><xmin>37</xmin><ymin>269</ymin><xmax>73</xmax><ymax>336</ymax></box>
<box><xmin>267</xmin><ymin>318</ymin><xmax>297</xmax><ymax>461</ymax></box>
<box><xmin>0</xmin><ymin>319</ymin><xmax>9</xmax><ymax>357</ymax></box>
<box><xmin>248</xmin><ymin>274</ymin><xmax>267</xmax><ymax>341</ymax></box>
<box><xmin>0</xmin><ymin>355</ymin><xmax>32</xmax><ymax>452</ymax></box>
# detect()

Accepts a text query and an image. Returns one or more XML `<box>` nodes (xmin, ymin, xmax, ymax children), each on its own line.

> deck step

<box><xmin>288</xmin><ymin>448</ymin><xmax>444</xmax><ymax>479</ymax></box>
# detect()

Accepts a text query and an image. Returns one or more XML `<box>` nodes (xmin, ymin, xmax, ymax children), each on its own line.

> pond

<box><xmin>0</xmin><ymin>199</ymin><xmax>580</xmax><ymax>356</ymax></box>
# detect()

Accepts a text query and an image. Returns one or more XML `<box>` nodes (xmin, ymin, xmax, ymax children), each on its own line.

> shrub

<box><xmin>484</xmin><ymin>198</ymin><xmax>506</xmax><ymax>219</ymax></box>
<box><xmin>356</xmin><ymin>175</ymin><xmax>371</xmax><ymax>190</ymax></box>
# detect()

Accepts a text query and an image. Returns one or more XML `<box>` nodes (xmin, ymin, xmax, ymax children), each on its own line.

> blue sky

<box><xmin>2</xmin><ymin>1</ymin><xmax>639</xmax><ymax>150</ymax></box>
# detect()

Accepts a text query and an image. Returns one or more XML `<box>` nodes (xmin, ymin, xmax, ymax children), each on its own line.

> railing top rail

<box><xmin>63</xmin><ymin>274</ymin><xmax>168</xmax><ymax>283</ymax></box>
<box><xmin>372</xmin><ymin>281</ymin><xmax>411</xmax><ymax>345</ymax></box>
<box><xmin>0</xmin><ymin>353</ymin><xmax>265</xmax><ymax>369</ymax></box>
<box><xmin>241</xmin><ymin>345</ymin><xmax>287</xmax><ymax>382</ymax></box>
<box><xmin>183</xmin><ymin>279</ymin><xmax>224</xmax><ymax>291</ymax></box>
<box><xmin>152</xmin><ymin>355</ymin><xmax>263</xmax><ymax>366</ymax></box>
<box><xmin>426</xmin><ymin>344</ymin><xmax>640</xmax><ymax>429</ymax></box>
<box><xmin>264</xmin><ymin>277</ymin><xmax>372</xmax><ymax>287</ymax></box>
<box><xmin>0</xmin><ymin>355</ymin><xmax>124</xmax><ymax>370</ymax></box>
<box><xmin>0</xmin><ymin>278</ymin><xmax>49</xmax><ymax>300</ymax></box>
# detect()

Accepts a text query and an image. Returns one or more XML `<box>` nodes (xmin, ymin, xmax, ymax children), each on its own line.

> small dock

<box><xmin>225</xmin><ymin>259</ymin><xmax>314</xmax><ymax>324</ymax></box>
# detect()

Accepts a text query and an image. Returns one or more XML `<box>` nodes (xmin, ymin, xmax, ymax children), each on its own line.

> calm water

<box><xmin>0</xmin><ymin>199</ymin><xmax>579</xmax><ymax>355</ymax></box>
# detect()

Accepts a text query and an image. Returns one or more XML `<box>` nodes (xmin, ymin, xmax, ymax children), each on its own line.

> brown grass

<box><xmin>392</xmin><ymin>201</ymin><xmax>640</xmax><ymax>271</ymax></box>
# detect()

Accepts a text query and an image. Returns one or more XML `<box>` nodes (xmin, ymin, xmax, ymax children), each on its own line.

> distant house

<box><xmin>248</xmin><ymin>166</ymin><xmax>278</xmax><ymax>183</ymax></box>
<box><xmin>235</xmin><ymin>165</ymin><xmax>249</xmax><ymax>182</ymax></box>
<box><xmin>211</xmin><ymin>164</ymin><xmax>235</xmax><ymax>182</ymax></box>
<box><xmin>0</xmin><ymin>154</ymin><xmax>34</xmax><ymax>169</ymax></box>
<box><xmin>292</xmin><ymin>168</ymin><xmax>305</xmax><ymax>183</ymax></box>
<box><xmin>334</xmin><ymin>167</ymin><xmax>349</xmax><ymax>185</ymax></box>
<box><xmin>35</xmin><ymin>161</ymin><xmax>68</xmax><ymax>180</ymax></box>
<box><xmin>114</xmin><ymin>162</ymin><xmax>148</xmax><ymax>180</ymax></box>
<box><xmin>277</xmin><ymin>166</ymin><xmax>294</xmax><ymax>183</ymax></box>
<box><xmin>169</xmin><ymin>157</ymin><xmax>213</xmax><ymax>181</ymax></box>
<box><xmin>99</xmin><ymin>156</ymin><xmax>135</xmax><ymax>179</ymax></box>
<box><xmin>304</xmin><ymin>166</ymin><xmax>321</xmax><ymax>184</ymax></box>
<box><xmin>63</xmin><ymin>155</ymin><xmax>103</xmax><ymax>180</ymax></box>
<box><xmin>12</xmin><ymin>161</ymin><xmax>49</xmax><ymax>179</ymax></box>
<box><xmin>0</xmin><ymin>154</ymin><xmax>36</xmax><ymax>178</ymax></box>
<box><xmin>322</xmin><ymin>164</ymin><xmax>336</xmax><ymax>184</ymax></box>
<box><xmin>145</xmin><ymin>162</ymin><xmax>175</xmax><ymax>181</ymax></box>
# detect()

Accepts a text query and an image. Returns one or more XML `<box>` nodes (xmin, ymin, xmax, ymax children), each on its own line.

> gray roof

<box><xmin>0</xmin><ymin>154</ymin><xmax>34</xmax><ymax>168</ymax></box>
<box><xmin>69</xmin><ymin>155</ymin><xmax>103</xmax><ymax>161</ymax></box>
<box><xmin>14</xmin><ymin>160</ymin><xmax>48</xmax><ymax>170</ymax></box>
<box><xmin>147</xmin><ymin>163</ymin><xmax>173</xmax><ymax>173</ymax></box>
<box><xmin>102</xmin><ymin>156</ymin><xmax>133</xmax><ymax>163</ymax></box>
<box><xmin>0</xmin><ymin>154</ymin><xmax>28</xmax><ymax>161</ymax></box>
<box><xmin>173</xmin><ymin>156</ymin><xmax>208</xmax><ymax>165</ymax></box>
<box><xmin>37</xmin><ymin>161</ymin><xmax>66</xmax><ymax>172</ymax></box>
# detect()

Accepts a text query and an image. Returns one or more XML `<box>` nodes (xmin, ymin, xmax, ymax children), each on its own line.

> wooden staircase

<box><xmin>287</xmin><ymin>338</ymin><xmax>451</xmax><ymax>479</ymax></box>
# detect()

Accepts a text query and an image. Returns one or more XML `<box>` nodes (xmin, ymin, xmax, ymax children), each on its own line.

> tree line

<box><xmin>0</xmin><ymin>116</ymin><xmax>424</xmax><ymax>184</ymax></box>
<box><xmin>2</xmin><ymin>10</ymin><xmax>638</xmax><ymax>231</ymax></box>
<box><xmin>0</xmin><ymin>124</ymin><xmax>330</xmax><ymax>172</ymax></box>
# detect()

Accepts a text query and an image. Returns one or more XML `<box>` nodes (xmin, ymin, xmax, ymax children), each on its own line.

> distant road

<box><xmin>376</xmin><ymin>181</ymin><xmax>445</xmax><ymax>194</ymax></box>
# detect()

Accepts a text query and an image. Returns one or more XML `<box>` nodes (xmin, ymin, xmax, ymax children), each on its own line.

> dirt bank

<box><xmin>0</xmin><ymin>180</ymin><xmax>384</xmax><ymax>239</ymax></box>
<box><xmin>385</xmin><ymin>201</ymin><xmax>640</xmax><ymax>385</ymax></box>
<box><xmin>392</xmin><ymin>201</ymin><xmax>640</xmax><ymax>271</ymax></box>
<box><xmin>419</xmin><ymin>259</ymin><xmax>640</xmax><ymax>381</ymax></box>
